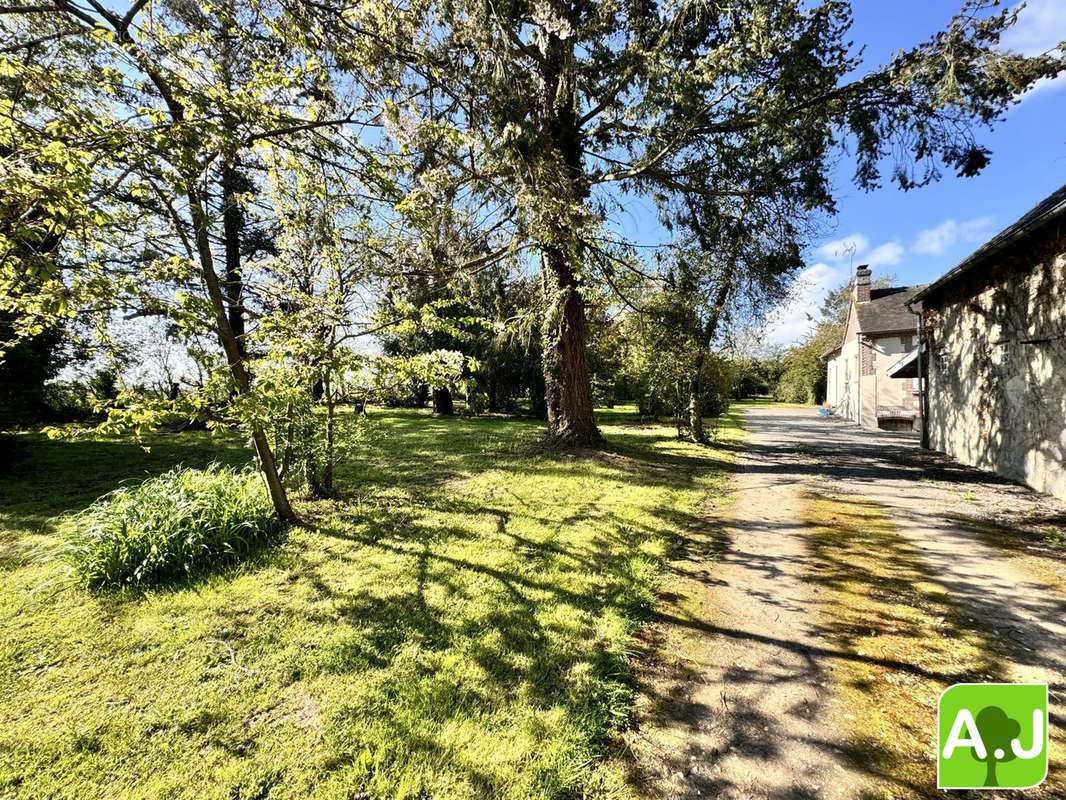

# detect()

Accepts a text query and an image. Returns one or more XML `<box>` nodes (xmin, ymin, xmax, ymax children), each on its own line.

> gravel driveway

<box><xmin>631</xmin><ymin>405</ymin><xmax>1066</xmax><ymax>800</ymax></box>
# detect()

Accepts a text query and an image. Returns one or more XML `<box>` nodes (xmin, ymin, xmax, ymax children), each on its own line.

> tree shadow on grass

<box><xmin>259</xmin><ymin>411</ymin><xmax>729</xmax><ymax>794</ymax></box>
<box><xmin>3</xmin><ymin>407</ymin><xmax>735</xmax><ymax>796</ymax></box>
<box><xmin>0</xmin><ymin>432</ymin><xmax>251</xmax><ymax>537</ymax></box>
<box><xmin>282</xmin><ymin>512</ymin><xmax>642</xmax><ymax>792</ymax></box>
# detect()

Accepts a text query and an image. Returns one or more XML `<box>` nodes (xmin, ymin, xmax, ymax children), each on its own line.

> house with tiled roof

<box><xmin>822</xmin><ymin>266</ymin><xmax>927</xmax><ymax>431</ymax></box>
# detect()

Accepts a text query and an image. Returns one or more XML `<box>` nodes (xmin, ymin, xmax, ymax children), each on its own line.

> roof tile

<box><xmin>855</xmin><ymin>285</ymin><xmax>927</xmax><ymax>334</ymax></box>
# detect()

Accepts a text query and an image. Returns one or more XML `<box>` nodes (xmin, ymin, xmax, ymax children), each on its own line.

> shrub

<box><xmin>40</xmin><ymin>380</ymin><xmax>96</xmax><ymax>422</ymax></box>
<box><xmin>60</xmin><ymin>464</ymin><xmax>284</xmax><ymax>588</ymax></box>
<box><xmin>462</xmin><ymin>389</ymin><xmax>488</xmax><ymax>415</ymax></box>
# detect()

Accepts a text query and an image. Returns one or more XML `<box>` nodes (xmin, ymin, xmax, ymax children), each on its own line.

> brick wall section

<box><xmin>861</xmin><ymin>337</ymin><xmax>875</xmax><ymax>376</ymax></box>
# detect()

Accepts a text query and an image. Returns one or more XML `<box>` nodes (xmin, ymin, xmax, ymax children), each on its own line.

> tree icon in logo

<box><xmin>939</xmin><ymin>683</ymin><xmax>1048</xmax><ymax>790</ymax></box>
<box><xmin>973</xmin><ymin>706</ymin><xmax>1020</xmax><ymax>787</ymax></box>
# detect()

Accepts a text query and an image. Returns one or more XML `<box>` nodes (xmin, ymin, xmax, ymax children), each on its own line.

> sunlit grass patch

<box><xmin>0</xmin><ymin>405</ymin><xmax>739</xmax><ymax>799</ymax></box>
<box><xmin>803</xmin><ymin>492</ymin><xmax>1007</xmax><ymax>799</ymax></box>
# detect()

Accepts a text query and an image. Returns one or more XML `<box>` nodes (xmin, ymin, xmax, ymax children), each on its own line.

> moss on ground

<box><xmin>803</xmin><ymin>492</ymin><xmax>1009</xmax><ymax>799</ymax></box>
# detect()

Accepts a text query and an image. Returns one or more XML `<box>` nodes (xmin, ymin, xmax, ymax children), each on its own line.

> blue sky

<box><xmin>96</xmin><ymin>0</ymin><xmax>1065</xmax><ymax>351</ymax></box>
<box><xmin>763</xmin><ymin>0</ymin><xmax>1066</xmax><ymax>345</ymax></box>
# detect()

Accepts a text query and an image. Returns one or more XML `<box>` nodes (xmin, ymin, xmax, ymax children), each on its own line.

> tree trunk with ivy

<box><xmin>541</xmin><ymin>245</ymin><xmax>601</xmax><ymax>446</ymax></box>
<box><xmin>534</xmin><ymin>1</ymin><xmax>602</xmax><ymax>448</ymax></box>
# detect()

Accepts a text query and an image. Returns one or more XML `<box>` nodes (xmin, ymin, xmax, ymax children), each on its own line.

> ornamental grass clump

<box><xmin>61</xmin><ymin>464</ymin><xmax>283</xmax><ymax>589</ymax></box>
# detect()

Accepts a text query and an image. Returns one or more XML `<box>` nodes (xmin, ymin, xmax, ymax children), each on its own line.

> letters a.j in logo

<box><xmin>938</xmin><ymin>683</ymin><xmax>1048</xmax><ymax>790</ymax></box>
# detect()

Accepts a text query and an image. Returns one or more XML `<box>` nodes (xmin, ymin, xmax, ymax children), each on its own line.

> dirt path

<box><xmin>629</xmin><ymin>405</ymin><xmax>1066</xmax><ymax>800</ymax></box>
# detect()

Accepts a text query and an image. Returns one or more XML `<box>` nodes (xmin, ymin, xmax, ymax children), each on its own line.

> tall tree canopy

<box><xmin>0</xmin><ymin>0</ymin><xmax>402</xmax><ymax>518</ymax></box>
<box><xmin>343</xmin><ymin>0</ymin><xmax>1063</xmax><ymax>444</ymax></box>
<box><xmin>2</xmin><ymin>0</ymin><xmax>1064</xmax><ymax>469</ymax></box>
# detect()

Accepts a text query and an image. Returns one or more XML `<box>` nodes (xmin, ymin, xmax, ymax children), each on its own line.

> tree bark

<box><xmin>542</xmin><ymin>248</ymin><xmax>601</xmax><ymax>446</ymax></box>
<box><xmin>534</xmin><ymin>1</ymin><xmax>602</xmax><ymax>448</ymax></box>
<box><xmin>432</xmin><ymin>386</ymin><xmax>454</xmax><ymax>416</ymax></box>
<box><xmin>221</xmin><ymin>159</ymin><xmax>246</xmax><ymax>356</ymax></box>
<box><xmin>77</xmin><ymin>2</ymin><xmax>295</xmax><ymax>521</ymax></box>
<box><xmin>188</xmin><ymin>190</ymin><xmax>297</xmax><ymax>522</ymax></box>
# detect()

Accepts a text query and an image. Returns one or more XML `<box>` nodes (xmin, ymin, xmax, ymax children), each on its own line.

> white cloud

<box><xmin>1001</xmin><ymin>0</ymin><xmax>1066</xmax><ymax>56</ymax></box>
<box><xmin>815</xmin><ymin>233</ymin><xmax>869</xmax><ymax>263</ymax></box>
<box><xmin>866</xmin><ymin>241</ymin><xmax>904</xmax><ymax>267</ymax></box>
<box><xmin>1001</xmin><ymin>0</ymin><xmax>1066</xmax><ymax>97</ymax></box>
<box><xmin>912</xmin><ymin>216</ymin><xmax>994</xmax><ymax>256</ymax></box>
<box><xmin>814</xmin><ymin>232</ymin><xmax>901</xmax><ymax>271</ymax></box>
<box><xmin>764</xmin><ymin>262</ymin><xmax>845</xmax><ymax>346</ymax></box>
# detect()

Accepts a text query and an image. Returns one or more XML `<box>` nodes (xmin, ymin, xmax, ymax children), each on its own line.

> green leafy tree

<box><xmin>616</xmin><ymin>305</ymin><xmax>733</xmax><ymax>432</ymax></box>
<box><xmin>773</xmin><ymin>275</ymin><xmax>894</xmax><ymax>403</ymax></box>
<box><xmin>254</xmin><ymin>157</ymin><xmax>384</xmax><ymax>497</ymax></box>
<box><xmin>376</xmin><ymin>261</ymin><xmax>545</xmax><ymax>416</ymax></box>
<box><xmin>377</xmin><ymin>291</ymin><xmax>485</xmax><ymax>413</ymax></box>
<box><xmin>669</xmin><ymin>197</ymin><xmax>804</xmax><ymax>440</ymax></box>
<box><xmin>0</xmin><ymin>315</ymin><xmax>70</xmax><ymax>426</ymax></box>
<box><xmin>0</xmin><ymin>31</ymin><xmax>81</xmax><ymax>426</ymax></box>
<box><xmin>0</xmin><ymin>0</ymin><xmax>398</xmax><ymax>519</ymax></box>
<box><xmin>476</xmin><ymin>272</ymin><xmax>547</xmax><ymax>416</ymax></box>
<box><xmin>348</xmin><ymin>0</ymin><xmax>1064</xmax><ymax>446</ymax></box>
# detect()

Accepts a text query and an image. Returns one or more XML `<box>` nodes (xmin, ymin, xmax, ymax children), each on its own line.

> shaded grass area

<box><xmin>803</xmin><ymin>492</ymin><xmax>1008</xmax><ymax>799</ymax></box>
<box><xmin>0</xmin><ymin>406</ymin><xmax>740</xmax><ymax>800</ymax></box>
<box><xmin>0</xmin><ymin>429</ymin><xmax>250</xmax><ymax>543</ymax></box>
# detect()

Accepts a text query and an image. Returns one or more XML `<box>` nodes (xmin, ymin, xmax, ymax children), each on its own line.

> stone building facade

<box><xmin>823</xmin><ymin>266</ymin><xmax>925</xmax><ymax>431</ymax></box>
<box><xmin>911</xmin><ymin>184</ymin><xmax>1066</xmax><ymax>501</ymax></box>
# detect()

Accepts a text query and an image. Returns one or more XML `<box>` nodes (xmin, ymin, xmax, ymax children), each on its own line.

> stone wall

<box><xmin>925</xmin><ymin>219</ymin><xmax>1066</xmax><ymax>500</ymax></box>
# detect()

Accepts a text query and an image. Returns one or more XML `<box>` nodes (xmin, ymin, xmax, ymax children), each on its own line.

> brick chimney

<box><xmin>853</xmin><ymin>265</ymin><xmax>872</xmax><ymax>303</ymax></box>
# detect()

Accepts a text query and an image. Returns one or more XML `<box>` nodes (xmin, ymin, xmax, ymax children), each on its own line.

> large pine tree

<box><xmin>342</xmin><ymin>0</ymin><xmax>1062</xmax><ymax>445</ymax></box>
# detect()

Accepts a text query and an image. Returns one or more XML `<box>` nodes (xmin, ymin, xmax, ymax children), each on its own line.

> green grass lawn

<box><xmin>0</xmin><ymin>406</ymin><xmax>741</xmax><ymax>800</ymax></box>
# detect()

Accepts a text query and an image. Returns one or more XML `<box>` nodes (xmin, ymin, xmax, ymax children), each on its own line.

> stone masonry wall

<box><xmin>925</xmin><ymin>219</ymin><xmax>1066</xmax><ymax>500</ymax></box>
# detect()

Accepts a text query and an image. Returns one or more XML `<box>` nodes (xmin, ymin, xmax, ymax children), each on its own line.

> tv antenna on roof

<box><xmin>841</xmin><ymin>241</ymin><xmax>858</xmax><ymax>272</ymax></box>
